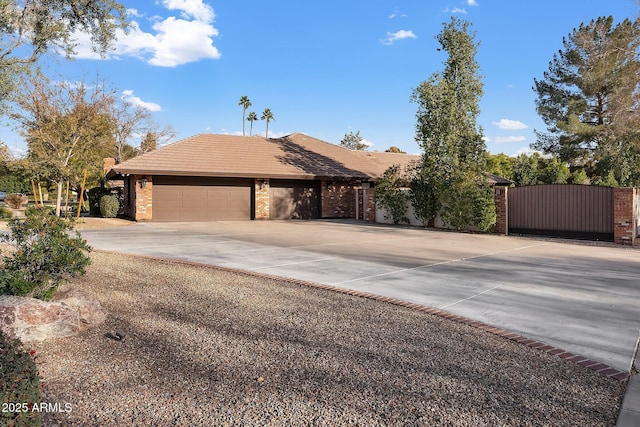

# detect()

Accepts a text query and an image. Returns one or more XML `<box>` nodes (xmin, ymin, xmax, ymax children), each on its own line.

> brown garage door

<box><xmin>269</xmin><ymin>180</ymin><xmax>320</xmax><ymax>220</ymax></box>
<box><xmin>153</xmin><ymin>177</ymin><xmax>252</xmax><ymax>221</ymax></box>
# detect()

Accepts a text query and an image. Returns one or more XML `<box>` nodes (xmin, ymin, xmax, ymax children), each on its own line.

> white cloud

<box><xmin>122</xmin><ymin>90</ymin><xmax>162</xmax><ymax>111</ymax></box>
<box><xmin>72</xmin><ymin>0</ymin><xmax>220</xmax><ymax>67</ymax></box>
<box><xmin>362</xmin><ymin>139</ymin><xmax>374</xmax><ymax>148</ymax></box>
<box><xmin>451</xmin><ymin>8</ymin><xmax>467</xmax><ymax>14</ymax></box>
<box><xmin>492</xmin><ymin>119</ymin><xmax>528</xmax><ymax>130</ymax></box>
<box><xmin>467</xmin><ymin>0</ymin><xmax>479</xmax><ymax>6</ymax></box>
<box><xmin>380</xmin><ymin>30</ymin><xmax>417</xmax><ymax>45</ymax></box>
<box><xmin>495</xmin><ymin>136</ymin><xmax>526</xmax><ymax>143</ymax></box>
<box><xmin>514</xmin><ymin>147</ymin><xmax>542</xmax><ymax>157</ymax></box>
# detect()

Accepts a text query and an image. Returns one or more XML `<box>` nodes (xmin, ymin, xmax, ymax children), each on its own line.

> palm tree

<box><xmin>246</xmin><ymin>111</ymin><xmax>258</xmax><ymax>136</ymax></box>
<box><xmin>261</xmin><ymin>108</ymin><xmax>274</xmax><ymax>138</ymax></box>
<box><xmin>238</xmin><ymin>96</ymin><xmax>251</xmax><ymax>136</ymax></box>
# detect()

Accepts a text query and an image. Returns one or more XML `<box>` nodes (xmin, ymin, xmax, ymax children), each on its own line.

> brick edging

<box><xmin>95</xmin><ymin>250</ymin><xmax>630</xmax><ymax>382</ymax></box>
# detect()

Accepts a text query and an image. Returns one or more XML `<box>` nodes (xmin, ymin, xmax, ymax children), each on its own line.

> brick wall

<box><xmin>321</xmin><ymin>181</ymin><xmax>356</xmax><ymax>218</ymax></box>
<box><xmin>494</xmin><ymin>186</ymin><xmax>508</xmax><ymax>235</ymax></box>
<box><xmin>255</xmin><ymin>179</ymin><xmax>270</xmax><ymax>219</ymax></box>
<box><xmin>613</xmin><ymin>187</ymin><xmax>637</xmax><ymax>246</ymax></box>
<box><xmin>134</xmin><ymin>175</ymin><xmax>153</xmax><ymax>221</ymax></box>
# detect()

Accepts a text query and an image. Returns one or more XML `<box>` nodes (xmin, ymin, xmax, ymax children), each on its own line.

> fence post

<box><xmin>613</xmin><ymin>187</ymin><xmax>636</xmax><ymax>246</ymax></box>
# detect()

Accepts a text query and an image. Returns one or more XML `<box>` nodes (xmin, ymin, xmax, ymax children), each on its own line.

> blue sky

<box><xmin>3</xmin><ymin>0</ymin><xmax>639</xmax><ymax>157</ymax></box>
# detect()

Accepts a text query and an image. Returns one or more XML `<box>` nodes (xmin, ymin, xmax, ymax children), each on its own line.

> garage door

<box><xmin>269</xmin><ymin>180</ymin><xmax>320</xmax><ymax>220</ymax></box>
<box><xmin>153</xmin><ymin>177</ymin><xmax>252</xmax><ymax>221</ymax></box>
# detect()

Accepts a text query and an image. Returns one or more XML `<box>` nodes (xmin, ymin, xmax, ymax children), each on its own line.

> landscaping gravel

<box><xmin>31</xmin><ymin>251</ymin><xmax>624</xmax><ymax>426</ymax></box>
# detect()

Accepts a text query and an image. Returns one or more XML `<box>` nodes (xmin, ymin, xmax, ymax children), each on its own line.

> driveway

<box><xmin>80</xmin><ymin>219</ymin><xmax>640</xmax><ymax>372</ymax></box>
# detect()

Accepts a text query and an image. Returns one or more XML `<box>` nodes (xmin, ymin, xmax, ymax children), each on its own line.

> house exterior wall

<box><xmin>255</xmin><ymin>179</ymin><xmax>269</xmax><ymax>220</ymax></box>
<box><xmin>321</xmin><ymin>181</ymin><xmax>356</xmax><ymax>218</ymax></box>
<box><xmin>126</xmin><ymin>175</ymin><xmax>153</xmax><ymax>221</ymax></box>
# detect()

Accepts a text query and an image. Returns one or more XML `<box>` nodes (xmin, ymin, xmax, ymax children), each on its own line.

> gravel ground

<box><xmin>26</xmin><ymin>250</ymin><xmax>625</xmax><ymax>427</ymax></box>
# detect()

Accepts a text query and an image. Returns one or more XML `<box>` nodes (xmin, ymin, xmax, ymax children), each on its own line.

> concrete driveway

<box><xmin>81</xmin><ymin>219</ymin><xmax>640</xmax><ymax>372</ymax></box>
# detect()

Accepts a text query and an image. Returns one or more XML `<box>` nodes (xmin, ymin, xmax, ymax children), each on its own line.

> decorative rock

<box><xmin>55</xmin><ymin>289</ymin><xmax>108</xmax><ymax>331</ymax></box>
<box><xmin>0</xmin><ymin>291</ymin><xmax>107</xmax><ymax>342</ymax></box>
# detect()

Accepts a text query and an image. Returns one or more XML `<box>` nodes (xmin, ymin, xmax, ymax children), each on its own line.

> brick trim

<box><xmin>95</xmin><ymin>249</ymin><xmax>629</xmax><ymax>382</ymax></box>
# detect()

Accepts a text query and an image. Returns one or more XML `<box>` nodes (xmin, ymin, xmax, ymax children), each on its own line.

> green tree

<box><xmin>538</xmin><ymin>156</ymin><xmax>570</xmax><ymax>184</ymax></box>
<box><xmin>375</xmin><ymin>165</ymin><xmax>409</xmax><ymax>224</ymax></box>
<box><xmin>533</xmin><ymin>16</ymin><xmax>640</xmax><ymax>186</ymax></box>
<box><xmin>340</xmin><ymin>131</ymin><xmax>368</xmax><ymax>150</ymax></box>
<box><xmin>239</xmin><ymin>96</ymin><xmax>251</xmax><ymax>136</ymax></box>
<box><xmin>261</xmin><ymin>108</ymin><xmax>274</xmax><ymax>138</ymax></box>
<box><xmin>385</xmin><ymin>146</ymin><xmax>406</xmax><ymax>153</ymax></box>
<box><xmin>0</xmin><ymin>0</ymin><xmax>128</xmax><ymax>109</ymax></box>
<box><xmin>246</xmin><ymin>111</ymin><xmax>258</xmax><ymax>136</ymax></box>
<box><xmin>11</xmin><ymin>75</ymin><xmax>114</xmax><ymax>216</ymax></box>
<box><xmin>570</xmin><ymin>168</ymin><xmax>590</xmax><ymax>184</ymax></box>
<box><xmin>485</xmin><ymin>153</ymin><xmax>514</xmax><ymax>181</ymax></box>
<box><xmin>411</xmin><ymin>17</ymin><xmax>493</xmax><ymax>231</ymax></box>
<box><xmin>512</xmin><ymin>153</ymin><xmax>539</xmax><ymax>186</ymax></box>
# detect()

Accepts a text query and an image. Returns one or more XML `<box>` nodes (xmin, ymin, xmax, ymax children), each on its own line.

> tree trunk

<box><xmin>55</xmin><ymin>180</ymin><xmax>64</xmax><ymax>217</ymax></box>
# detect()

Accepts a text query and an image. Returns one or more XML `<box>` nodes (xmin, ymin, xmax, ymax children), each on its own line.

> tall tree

<box><xmin>0</xmin><ymin>1</ymin><xmax>128</xmax><ymax>109</ymax></box>
<box><xmin>11</xmin><ymin>74</ymin><xmax>114</xmax><ymax>216</ymax></box>
<box><xmin>246</xmin><ymin>111</ymin><xmax>257</xmax><ymax>136</ymax></box>
<box><xmin>533</xmin><ymin>16</ymin><xmax>640</xmax><ymax>186</ymax></box>
<box><xmin>340</xmin><ymin>131</ymin><xmax>368</xmax><ymax>150</ymax></box>
<box><xmin>411</xmin><ymin>17</ymin><xmax>494</xmax><ymax>231</ymax></box>
<box><xmin>238</xmin><ymin>96</ymin><xmax>251</xmax><ymax>136</ymax></box>
<box><xmin>261</xmin><ymin>108</ymin><xmax>274</xmax><ymax>138</ymax></box>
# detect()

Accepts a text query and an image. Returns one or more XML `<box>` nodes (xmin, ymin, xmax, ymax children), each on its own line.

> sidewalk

<box><xmin>617</xmin><ymin>374</ymin><xmax>639</xmax><ymax>426</ymax></box>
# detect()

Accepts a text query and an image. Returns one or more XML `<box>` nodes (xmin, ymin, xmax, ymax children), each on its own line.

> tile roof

<box><xmin>110</xmin><ymin>133</ymin><xmax>418</xmax><ymax>181</ymax></box>
<box><xmin>109</xmin><ymin>132</ymin><xmax>510</xmax><ymax>185</ymax></box>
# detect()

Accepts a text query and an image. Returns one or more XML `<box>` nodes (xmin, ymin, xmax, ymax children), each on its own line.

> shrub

<box><xmin>375</xmin><ymin>165</ymin><xmax>409</xmax><ymax>225</ymax></box>
<box><xmin>0</xmin><ymin>330</ymin><xmax>42</xmax><ymax>426</ymax></box>
<box><xmin>0</xmin><ymin>207</ymin><xmax>91</xmax><ymax>300</ymax></box>
<box><xmin>99</xmin><ymin>194</ymin><xmax>119</xmax><ymax>218</ymax></box>
<box><xmin>5</xmin><ymin>193</ymin><xmax>27</xmax><ymax>210</ymax></box>
<box><xmin>0</xmin><ymin>207</ymin><xmax>13</xmax><ymax>219</ymax></box>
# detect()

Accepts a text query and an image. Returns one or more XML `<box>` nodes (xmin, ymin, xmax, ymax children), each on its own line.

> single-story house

<box><xmin>106</xmin><ymin>133</ymin><xmax>419</xmax><ymax>222</ymax></box>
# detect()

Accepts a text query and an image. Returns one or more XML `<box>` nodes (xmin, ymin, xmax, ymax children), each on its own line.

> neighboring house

<box><xmin>106</xmin><ymin>133</ymin><xmax>417</xmax><ymax>222</ymax></box>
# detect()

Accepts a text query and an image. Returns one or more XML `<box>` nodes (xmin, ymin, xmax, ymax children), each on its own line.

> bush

<box><xmin>0</xmin><ymin>207</ymin><xmax>13</xmax><ymax>219</ymax></box>
<box><xmin>5</xmin><ymin>193</ymin><xmax>27</xmax><ymax>210</ymax></box>
<box><xmin>0</xmin><ymin>207</ymin><xmax>91</xmax><ymax>300</ymax></box>
<box><xmin>0</xmin><ymin>330</ymin><xmax>42</xmax><ymax>426</ymax></box>
<box><xmin>375</xmin><ymin>165</ymin><xmax>409</xmax><ymax>225</ymax></box>
<box><xmin>99</xmin><ymin>195</ymin><xmax>119</xmax><ymax>218</ymax></box>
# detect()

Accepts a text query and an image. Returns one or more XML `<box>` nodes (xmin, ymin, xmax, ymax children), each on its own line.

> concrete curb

<box><xmin>616</xmin><ymin>374</ymin><xmax>640</xmax><ymax>427</ymax></box>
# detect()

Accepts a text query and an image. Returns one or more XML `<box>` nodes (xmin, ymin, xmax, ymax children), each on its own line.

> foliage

<box><xmin>99</xmin><ymin>194</ymin><xmax>119</xmax><ymax>218</ymax></box>
<box><xmin>0</xmin><ymin>207</ymin><xmax>12</xmax><ymax>219</ymax></box>
<box><xmin>4</xmin><ymin>193</ymin><xmax>26</xmax><ymax>209</ymax></box>
<box><xmin>485</xmin><ymin>153</ymin><xmax>514</xmax><ymax>181</ymax></box>
<box><xmin>593</xmin><ymin>170</ymin><xmax>619</xmax><ymax>187</ymax></box>
<box><xmin>0</xmin><ymin>173</ymin><xmax>30</xmax><ymax>194</ymax></box>
<box><xmin>569</xmin><ymin>168</ymin><xmax>589</xmax><ymax>185</ymax></box>
<box><xmin>0</xmin><ymin>0</ymin><xmax>128</xmax><ymax>110</ymax></box>
<box><xmin>261</xmin><ymin>108</ymin><xmax>275</xmax><ymax>138</ymax></box>
<box><xmin>239</xmin><ymin>96</ymin><xmax>252</xmax><ymax>136</ymax></box>
<box><xmin>375</xmin><ymin>165</ymin><xmax>409</xmax><ymax>224</ymax></box>
<box><xmin>385</xmin><ymin>146</ymin><xmax>406</xmax><ymax>153</ymax></box>
<box><xmin>11</xmin><ymin>74</ymin><xmax>115</xmax><ymax>216</ymax></box>
<box><xmin>0</xmin><ymin>331</ymin><xmax>41</xmax><ymax>426</ymax></box>
<box><xmin>0</xmin><ymin>207</ymin><xmax>91</xmax><ymax>300</ymax></box>
<box><xmin>408</xmin><ymin>157</ymin><xmax>441</xmax><ymax>227</ymax></box>
<box><xmin>246</xmin><ymin>111</ymin><xmax>258</xmax><ymax>136</ymax></box>
<box><xmin>340</xmin><ymin>131</ymin><xmax>368</xmax><ymax>150</ymax></box>
<box><xmin>411</xmin><ymin>17</ymin><xmax>493</xmax><ymax>231</ymax></box>
<box><xmin>533</xmin><ymin>16</ymin><xmax>640</xmax><ymax>186</ymax></box>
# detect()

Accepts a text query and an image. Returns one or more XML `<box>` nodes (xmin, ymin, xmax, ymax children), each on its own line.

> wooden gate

<box><xmin>508</xmin><ymin>185</ymin><xmax>614</xmax><ymax>241</ymax></box>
